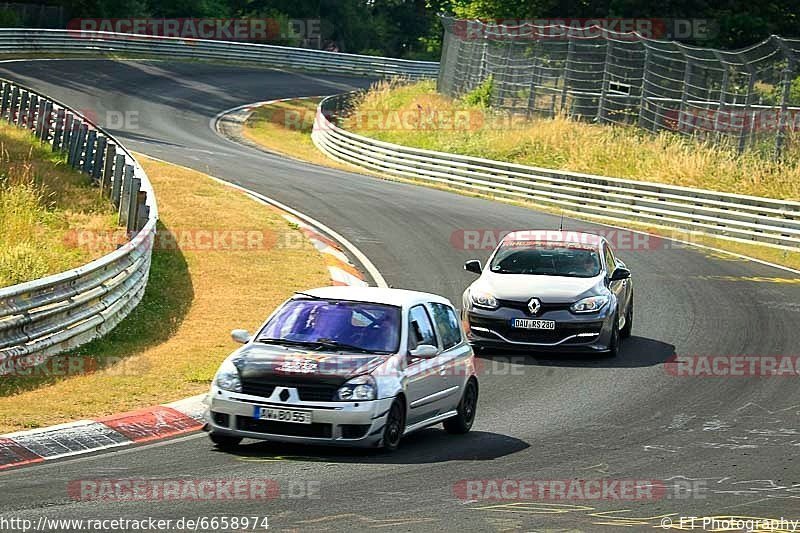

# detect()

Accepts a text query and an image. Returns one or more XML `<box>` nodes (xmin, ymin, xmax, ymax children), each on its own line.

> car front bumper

<box><xmin>465</xmin><ymin>306</ymin><xmax>615</xmax><ymax>353</ymax></box>
<box><xmin>205</xmin><ymin>386</ymin><xmax>395</xmax><ymax>447</ymax></box>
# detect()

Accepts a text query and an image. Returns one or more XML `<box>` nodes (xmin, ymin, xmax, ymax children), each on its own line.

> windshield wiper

<box><xmin>312</xmin><ymin>338</ymin><xmax>390</xmax><ymax>354</ymax></box>
<box><xmin>256</xmin><ymin>338</ymin><xmax>322</xmax><ymax>348</ymax></box>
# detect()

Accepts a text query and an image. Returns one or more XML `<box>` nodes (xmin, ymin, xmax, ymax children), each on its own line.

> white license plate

<box><xmin>254</xmin><ymin>406</ymin><xmax>312</xmax><ymax>424</ymax></box>
<box><xmin>512</xmin><ymin>318</ymin><xmax>556</xmax><ymax>330</ymax></box>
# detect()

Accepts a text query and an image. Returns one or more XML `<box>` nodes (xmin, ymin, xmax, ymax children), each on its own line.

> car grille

<box><xmin>240</xmin><ymin>379</ymin><xmax>340</xmax><ymax>402</ymax></box>
<box><xmin>237</xmin><ymin>417</ymin><xmax>333</xmax><ymax>438</ymax></box>
<box><xmin>496</xmin><ymin>299</ymin><xmax>572</xmax><ymax>314</ymax></box>
<box><xmin>470</xmin><ymin>316</ymin><xmax>603</xmax><ymax>345</ymax></box>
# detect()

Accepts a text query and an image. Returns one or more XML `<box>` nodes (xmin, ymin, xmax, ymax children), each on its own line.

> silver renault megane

<box><xmin>462</xmin><ymin>230</ymin><xmax>633</xmax><ymax>356</ymax></box>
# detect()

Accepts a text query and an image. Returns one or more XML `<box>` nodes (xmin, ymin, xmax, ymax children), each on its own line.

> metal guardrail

<box><xmin>0</xmin><ymin>29</ymin><xmax>440</xmax><ymax>79</ymax></box>
<box><xmin>313</xmin><ymin>93</ymin><xmax>800</xmax><ymax>250</ymax></box>
<box><xmin>0</xmin><ymin>78</ymin><xmax>158</xmax><ymax>374</ymax></box>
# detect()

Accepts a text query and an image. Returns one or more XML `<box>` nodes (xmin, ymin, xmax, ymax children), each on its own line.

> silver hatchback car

<box><xmin>205</xmin><ymin>287</ymin><xmax>478</xmax><ymax>451</ymax></box>
<box><xmin>462</xmin><ymin>230</ymin><xmax>633</xmax><ymax>356</ymax></box>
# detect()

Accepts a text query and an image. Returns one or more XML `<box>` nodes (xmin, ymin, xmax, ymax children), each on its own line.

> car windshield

<box><xmin>256</xmin><ymin>298</ymin><xmax>401</xmax><ymax>353</ymax></box>
<box><xmin>489</xmin><ymin>241</ymin><xmax>602</xmax><ymax>277</ymax></box>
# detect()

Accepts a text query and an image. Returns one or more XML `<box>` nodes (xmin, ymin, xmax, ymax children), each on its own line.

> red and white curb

<box><xmin>281</xmin><ymin>213</ymin><xmax>367</xmax><ymax>287</ymax></box>
<box><xmin>0</xmin><ymin>161</ymin><xmax>377</xmax><ymax>471</ymax></box>
<box><xmin>0</xmin><ymin>396</ymin><xmax>205</xmax><ymax>471</ymax></box>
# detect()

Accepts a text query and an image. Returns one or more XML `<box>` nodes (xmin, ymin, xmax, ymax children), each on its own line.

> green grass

<box><xmin>345</xmin><ymin>80</ymin><xmax>800</xmax><ymax>201</ymax></box>
<box><xmin>0</xmin><ymin>122</ymin><xmax>117</xmax><ymax>287</ymax></box>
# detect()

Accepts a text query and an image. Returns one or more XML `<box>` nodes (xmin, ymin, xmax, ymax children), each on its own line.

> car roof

<box><xmin>502</xmin><ymin>230</ymin><xmax>604</xmax><ymax>248</ymax></box>
<box><xmin>300</xmin><ymin>286</ymin><xmax>453</xmax><ymax>308</ymax></box>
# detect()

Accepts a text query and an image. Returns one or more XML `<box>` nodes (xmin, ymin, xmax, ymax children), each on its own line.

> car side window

<box><xmin>408</xmin><ymin>305</ymin><xmax>437</xmax><ymax>350</ymax></box>
<box><xmin>603</xmin><ymin>244</ymin><xmax>616</xmax><ymax>274</ymax></box>
<box><xmin>430</xmin><ymin>303</ymin><xmax>462</xmax><ymax>350</ymax></box>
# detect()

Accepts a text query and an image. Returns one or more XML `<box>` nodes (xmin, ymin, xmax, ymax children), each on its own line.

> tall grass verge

<box><xmin>345</xmin><ymin>80</ymin><xmax>800</xmax><ymax>201</ymax></box>
<box><xmin>0</xmin><ymin>122</ymin><xmax>116</xmax><ymax>287</ymax></box>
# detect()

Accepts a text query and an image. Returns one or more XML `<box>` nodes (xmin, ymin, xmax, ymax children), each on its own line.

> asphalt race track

<box><xmin>1</xmin><ymin>60</ymin><xmax>799</xmax><ymax>532</ymax></box>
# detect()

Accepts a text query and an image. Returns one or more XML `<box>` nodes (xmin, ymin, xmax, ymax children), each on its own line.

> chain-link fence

<box><xmin>438</xmin><ymin>16</ymin><xmax>800</xmax><ymax>158</ymax></box>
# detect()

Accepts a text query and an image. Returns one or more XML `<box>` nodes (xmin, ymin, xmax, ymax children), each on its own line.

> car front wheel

<box><xmin>382</xmin><ymin>398</ymin><xmax>406</xmax><ymax>451</ymax></box>
<box><xmin>620</xmin><ymin>298</ymin><xmax>633</xmax><ymax>339</ymax></box>
<box><xmin>603</xmin><ymin>316</ymin><xmax>620</xmax><ymax>358</ymax></box>
<box><xmin>444</xmin><ymin>378</ymin><xmax>478</xmax><ymax>434</ymax></box>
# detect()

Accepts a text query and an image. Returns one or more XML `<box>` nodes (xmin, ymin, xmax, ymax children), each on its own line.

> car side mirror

<box><xmin>409</xmin><ymin>344</ymin><xmax>438</xmax><ymax>358</ymax></box>
<box><xmin>231</xmin><ymin>329</ymin><xmax>251</xmax><ymax>344</ymax></box>
<box><xmin>464</xmin><ymin>260</ymin><xmax>482</xmax><ymax>275</ymax></box>
<box><xmin>609</xmin><ymin>267</ymin><xmax>631</xmax><ymax>282</ymax></box>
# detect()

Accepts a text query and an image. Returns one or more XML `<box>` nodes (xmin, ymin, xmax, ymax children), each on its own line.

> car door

<box><xmin>603</xmin><ymin>242</ymin><xmax>630</xmax><ymax>320</ymax></box>
<box><xmin>428</xmin><ymin>302</ymin><xmax>472</xmax><ymax>412</ymax></box>
<box><xmin>403</xmin><ymin>304</ymin><xmax>449</xmax><ymax>426</ymax></box>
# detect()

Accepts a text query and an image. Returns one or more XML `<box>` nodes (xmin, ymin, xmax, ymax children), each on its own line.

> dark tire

<box><xmin>444</xmin><ymin>378</ymin><xmax>479</xmax><ymax>434</ymax></box>
<box><xmin>620</xmin><ymin>298</ymin><xmax>633</xmax><ymax>339</ymax></box>
<box><xmin>382</xmin><ymin>398</ymin><xmax>406</xmax><ymax>451</ymax></box>
<box><xmin>209</xmin><ymin>432</ymin><xmax>242</xmax><ymax>449</ymax></box>
<box><xmin>603</xmin><ymin>317</ymin><xmax>620</xmax><ymax>358</ymax></box>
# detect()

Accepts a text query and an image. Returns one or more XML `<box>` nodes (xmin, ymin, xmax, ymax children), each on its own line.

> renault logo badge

<box><xmin>527</xmin><ymin>297</ymin><xmax>541</xmax><ymax>315</ymax></box>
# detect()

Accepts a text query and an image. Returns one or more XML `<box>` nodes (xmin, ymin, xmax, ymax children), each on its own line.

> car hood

<box><xmin>233</xmin><ymin>344</ymin><xmax>393</xmax><ymax>384</ymax></box>
<box><xmin>472</xmin><ymin>272</ymin><xmax>605</xmax><ymax>303</ymax></box>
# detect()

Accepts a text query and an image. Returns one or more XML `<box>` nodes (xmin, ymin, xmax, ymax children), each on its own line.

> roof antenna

<box><xmin>558</xmin><ymin>210</ymin><xmax>565</xmax><ymax>232</ymax></box>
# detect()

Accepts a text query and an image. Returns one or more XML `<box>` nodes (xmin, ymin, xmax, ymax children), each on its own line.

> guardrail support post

<box><xmin>101</xmin><ymin>143</ymin><xmax>116</xmax><ymax>196</ymax></box>
<box><xmin>127</xmin><ymin>184</ymin><xmax>143</xmax><ymax>234</ymax></box>
<box><xmin>17</xmin><ymin>90</ymin><xmax>28</xmax><ymax>126</ymax></box>
<box><xmin>70</xmin><ymin>123</ymin><xmax>88</xmax><ymax>169</ymax></box>
<box><xmin>8</xmin><ymin>86</ymin><xmax>19</xmax><ymax>123</ymax></box>
<box><xmin>92</xmin><ymin>136</ymin><xmax>107</xmax><ymax>181</ymax></box>
<box><xmin>82</xmin><ymin>129</ymin><xmax>97</xmax><ymax>173</ymax></box>
<box><xmin>52</xmin><ymin>108</ymin><xmax>66</xmax><ymax>151</ymax></box>
<box><xmin>36</xmin><ymin>100</ymin><xmax>52</xmax><ymax>140</ymax></box>
<box><xmin>0</xmin><ymin>83</ymin><xmax>10</xmax><ymax>118</ymax></box>
<box><xmin>118</xmin><ymin>164</ymin><xmax>135</xmax><ymax>226</ymax></box>
<box><xmin>66</xmin><ymin>119</ymin><xmax>80</xmax><ymax>163</ymax></box>
<box><xmin>111</xmin><ymin>154</ymin><xmax>125</xmax><ymax>206</ymax></box>
<box><xmin>60</xmin><ymin>113</ymin><xmax>74</xmax><ymax>152</ymax></box>
<box><xmin>27</xmin><ymin>94</ymin><xmax>38</xmax><ymax>130</ymax></box>
<box><xmin>137</xmin><ymin>199</ymin><xmax>150</xmax><ymax>232</ymax></box>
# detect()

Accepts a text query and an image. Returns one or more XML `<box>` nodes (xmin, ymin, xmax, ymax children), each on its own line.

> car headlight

<box><xmin>470</xmin><ymin>290</ymin><xmax>498</xmax><ymax>310</ymax></box>
<box><xmin>214</xmin><ymin>359</ymin><xmax>242</xmax><ymax>392</ymax></box>
<box><xmin>336</xmin><ymin>375</ymin><xmax>377</xmax><ymax>401</ymax></box>
<box><xmin>571</xmin><ymin>295</ymin><xmax>609</xmax><ymax>314</ymax></box>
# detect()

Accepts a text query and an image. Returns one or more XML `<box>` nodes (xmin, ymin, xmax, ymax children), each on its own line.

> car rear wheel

<box><xmin>209</xmin><ymin>432</ymin><xmax>242</xmax><ymax>449</ymax></box>
<box><xmin>444</xmin><ymin>378</ymin><xmax>478</xmax><ymax>434</ymax></box>
<box><xmin>382</xmin><ymin>398</ymin><xmax>406</xmax><ymax>451</ymax></box>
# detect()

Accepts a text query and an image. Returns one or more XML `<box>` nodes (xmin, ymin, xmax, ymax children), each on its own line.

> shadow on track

<box><xmin>212</xmin><ymin>429</ymin><xmax>528</xmax><ymax>464</ymax></box>
<box><xmin>475</xmin><ymin>335</ymin><xmax>675</xmax><ymax>369</ymax></box>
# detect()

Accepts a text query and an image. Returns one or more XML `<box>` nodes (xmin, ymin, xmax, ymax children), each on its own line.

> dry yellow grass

<box><xmin>0</xmin><ymin>122</ymin><xmax>117</xmax><ymax>287</ymax></box>
<box><xmin>242</xmin><ymin>98</ymin><xmax>355</xmax><ymax>172</ymax></box>
<box><xmin>347</xmin><ymin>80</ymin><xmax>800</xmax><ymax>201</ymax></box>
<box><xmin>0</xmin><ymin>155</ymin><xmax>330</xmax><ymax>432</ymax></box>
